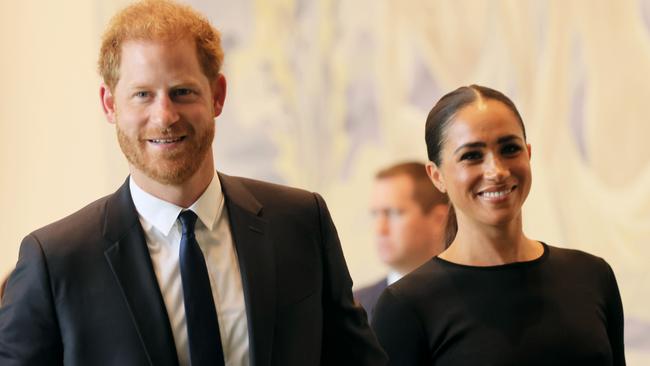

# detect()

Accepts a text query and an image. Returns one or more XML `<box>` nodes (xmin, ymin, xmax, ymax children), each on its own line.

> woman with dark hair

<box><xmin>372</xmin><ymin>85</ymin><xmax>625</xmax><ymax>365</ymax></box>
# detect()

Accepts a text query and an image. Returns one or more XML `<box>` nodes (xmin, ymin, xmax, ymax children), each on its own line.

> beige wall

<box><xmin>0</xmin><ymin>1</ymin><xmax>119</xmax><ymax>277</ymax></box>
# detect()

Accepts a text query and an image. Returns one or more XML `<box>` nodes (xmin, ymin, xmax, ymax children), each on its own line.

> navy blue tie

<box><xmin>178</xmin><ymin>210</ymin><xmax>225</xmax><ymax>366</ymax></box>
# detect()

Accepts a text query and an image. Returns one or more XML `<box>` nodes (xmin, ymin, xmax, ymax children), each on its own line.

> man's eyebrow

<box><xmin>171</xmin><ymin>81</ymin><xmax>202</xmax><ymax>88</ymax></box>
<box><xmin>125</xmin><ymin>83</ymin><xmax>150</xmax><ymax>91</ymax></box>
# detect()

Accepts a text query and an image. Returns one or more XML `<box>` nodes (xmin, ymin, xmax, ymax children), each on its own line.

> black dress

<box><xmin>372</xmin><ymin>243</ymin><xmax>625</xmax><ymax>366</ymax></box>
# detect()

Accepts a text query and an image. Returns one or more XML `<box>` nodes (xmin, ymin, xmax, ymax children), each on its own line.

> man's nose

<box><xmin>151</xmin><ymin>94</ymin><xmax>180</xmax><ymax>127</ymax></box>
<box><xmin>375</xmin><ymin>214</ymin><xmax>389</xmax><ymax>236</ymax></box>
<box><xmin>376</xmin><ymin>213</ymin><xmax>390</xmax><ymax>236</ymax></box>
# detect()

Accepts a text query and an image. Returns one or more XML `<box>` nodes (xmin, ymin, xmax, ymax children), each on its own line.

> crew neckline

<box><xmin>433</xmin><ymin>242</ymin><xmax>549</xmax><ymax>271</ymax></box>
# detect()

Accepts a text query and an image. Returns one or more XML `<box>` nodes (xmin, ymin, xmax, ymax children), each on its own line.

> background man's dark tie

<box><xmin>178</xmin><ymin>210</ymin><xmax>225</xmax><ymax>366</ymax></box>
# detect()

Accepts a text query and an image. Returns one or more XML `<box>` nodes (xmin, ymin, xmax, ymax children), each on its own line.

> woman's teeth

<box><xmin>483</xmin><ymin>190</ymin><xmax>508</xmax><ymax>198</ymax></box>
<box><xmin>479</xmin><ymin>186</ymin><xmax>515</xmax><ymax>198</ymax></box>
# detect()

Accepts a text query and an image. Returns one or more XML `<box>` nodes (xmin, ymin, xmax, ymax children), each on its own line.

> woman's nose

<box><xmin>484</xmin><ymin>155</ymin><xmax>509</xmax><ymax>181</ymax></box>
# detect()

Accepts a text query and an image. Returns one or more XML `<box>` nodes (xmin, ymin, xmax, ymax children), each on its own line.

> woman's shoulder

<box><xmin>545</xmin><ymin>243</ymin><xmax>611</xmax><ymax>270</ymax></box>
<box><xmin>372</xmin><ymin>260</ymin><xmax>447</xmax><ymax>340</ymax></box>
<box><xmin>543</xmin><ymin>243</ymin><xmax>618</xmax><ymax>289</ymax></box>
<box><xmin>383</xmin><ymin>259</ymin><xmax>452</xmax><ymax>304</ymax></box>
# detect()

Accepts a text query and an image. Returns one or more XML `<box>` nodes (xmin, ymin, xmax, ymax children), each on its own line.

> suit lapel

<box><xmin>219</xmin><ymin>172</ymin><xmax>276</xmax><ymax>366</ymax></box>
<box><xmin>102</xmin><ymin>179</ymin><xmax>179</xmax><ymax>366</ymax></box>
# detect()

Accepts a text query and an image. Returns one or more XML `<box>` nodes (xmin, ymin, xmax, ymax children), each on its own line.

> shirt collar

<box><xmin>129</xmin><ymin>172</ymin><xmax>224</xmax><ymax>235</ymax></box>
<box><xmin>387</xmin><ymin>270</ymin><xmax>404</xmax><ymax>286</ymax></box>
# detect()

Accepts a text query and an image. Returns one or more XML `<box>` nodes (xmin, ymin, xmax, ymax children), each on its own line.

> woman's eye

<box><xmin>134</xmin><ymin>91</ymin><xmax>149</xmax><ymax>98</ymax></box>
<box><xmin>501</xmin><ymin>144</ymin><xmax>522</xmax><ymax>155</ymax></box>
<box><xmin>460</xmin><ymin>151</ymin><xmax>482</xmax><ymax>161</ymax></box>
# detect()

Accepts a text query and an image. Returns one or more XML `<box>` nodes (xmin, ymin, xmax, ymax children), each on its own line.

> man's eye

<box><xmin>460</xmin><ymin>151</ymin><xmax>482</xmax><ymax>161</ymax></box>
<box><xmin>387</xmin><ymin>209</ymin><xmax>403</xmax><ymax>218</ymax></box>
<box><xmin>172</xmin><ymin>88</ymin><xmax>195</xmax><ymax>97</ymax></box>
<box><xmin>501</xmin><ymin>144</ymin><xmax>522</xmax><ymax>156</ymax></box>
<box><xmin>134</xmin><ymin>91</ymin><xmax>149</xmax><ymax>98</ymax></box>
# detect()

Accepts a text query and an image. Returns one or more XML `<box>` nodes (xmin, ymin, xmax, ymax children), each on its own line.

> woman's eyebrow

<box><xmin>497</xmin><ymin>135</ymin><xmax>523</xmax><ymax>144</ymax></box>
<box><xmin>454</xmin><ymin>141</ymin><xmax>486</xmax><ymax>155</ymax></box>
<box><xmin>453</xmin><ymin>135</ymin><xmax>523</xmax><ymax>155</ymax></box>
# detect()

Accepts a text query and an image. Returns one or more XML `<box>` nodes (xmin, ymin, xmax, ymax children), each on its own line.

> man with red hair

<box><xmin>0</xmin><ymin>1</ymin><xmax>386</xmax><ymax>365</ymax></box>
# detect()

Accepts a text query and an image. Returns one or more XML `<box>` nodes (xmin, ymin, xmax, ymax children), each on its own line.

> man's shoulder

<box><xmin>28</xmin><ymin>187</ymin><xmax>125</xmax><ymax>252</ymax></box>
<box><xmin>355</xmin><ymin>278</ymin><xmax>388</xmax><ymax>304</ymax></box>
<box><xmin>356</xmin><ymin>278</ymin><xmax>388</xmax><ymax>296</ymax></box>
<box><xmin>223</xmin><ymin>173</ymin><xmax>314</xmax><ymax>200</ymax></box>
<box><xmin>219</xmin><ymin>173</ymin><xmax>322</xmax><ymax>215</ymax></box>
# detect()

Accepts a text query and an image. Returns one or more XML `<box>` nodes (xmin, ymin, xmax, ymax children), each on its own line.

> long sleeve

<box><xmin>372</xmin><ymin>288</ymin><xmax>427</xmax><ymax>366</ymax></box>
<box><xmin>0</xmin><ymin>234</ymin><xmax>63</xmax><ymax>365</ymax></box>
<box><xmin>602</xmin><ymin>260</ymin><xmax>626</xmax><ymax>366</ymax></box>
<box><xmin>314</xmin><ymin>192</ymin><xmax>388</xmax><ymax>366</ymax></box>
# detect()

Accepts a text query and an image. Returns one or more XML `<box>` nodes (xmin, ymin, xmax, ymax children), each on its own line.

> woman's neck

<box><xmin>439</xmin><ymin>213</ymin><xmax>542</xmax><ymax>266</ymax></box>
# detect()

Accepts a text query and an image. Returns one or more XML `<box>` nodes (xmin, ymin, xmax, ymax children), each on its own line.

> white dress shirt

<box><xmin>130</xmin><ymin>174</ymin><xmax>250</xmax><ymax>366</ymax></box>
<box><xmin>387</xmin><ymin>271</ymin><xmax>404</xmax><ymax>286</ymax></box>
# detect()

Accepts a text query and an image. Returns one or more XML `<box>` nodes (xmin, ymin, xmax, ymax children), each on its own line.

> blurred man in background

<box><xmin>355</xmin><ymin>162</ymin><xmax>448</xmax><ymax>320</ymax></box>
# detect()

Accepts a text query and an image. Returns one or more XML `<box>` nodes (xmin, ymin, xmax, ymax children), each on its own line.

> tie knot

<box><xmin>178</xmin><ymin>210</ymin><xmax>198</xmax><ymax>235</ymax></box>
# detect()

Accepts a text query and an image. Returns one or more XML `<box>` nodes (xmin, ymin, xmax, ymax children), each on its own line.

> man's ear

<box><xmin>426</xmin><ymin>161</ymin><xmax>446</xmax><ymax>193</ymax></box>
<box><xmin>100</xmin><ymin>83</ymin><xmax>117</xmax><ymax>124</ymax></box>
<box><xmin>211</xmin><ymin>73</ymin><xmax>227</xmax><ymax>118</ymax></box>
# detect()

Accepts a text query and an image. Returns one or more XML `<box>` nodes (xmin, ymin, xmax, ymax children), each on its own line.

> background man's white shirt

<box><xmin>387</xmin><ymin>271</ymin><xmax>403</xmax><ymax>286</ymax></box>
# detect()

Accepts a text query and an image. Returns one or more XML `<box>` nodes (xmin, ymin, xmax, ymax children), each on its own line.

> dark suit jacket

<box><xmin>0</xmin><ymin>173</ymin><xmax>387</xmax><ymax>366</ymax></box>
<box><xmin>354</xmin><ymin>278</ymin><xmax>388</xmax><ymax>323</ymax></box>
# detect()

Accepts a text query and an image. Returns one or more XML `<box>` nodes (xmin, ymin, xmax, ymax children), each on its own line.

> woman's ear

<box><xmin>426</xmin><ymin>161</ymin><xmax>446</xmax><ymax>193</ymax></box>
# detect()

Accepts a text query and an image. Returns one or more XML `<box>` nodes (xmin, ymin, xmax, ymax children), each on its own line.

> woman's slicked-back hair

<box><xmin>424</xmin><ymin>84</ymin><xmax>526</xmax><ymax>247</ymax></box>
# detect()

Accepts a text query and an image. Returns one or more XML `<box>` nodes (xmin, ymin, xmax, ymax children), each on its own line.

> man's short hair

<box><xmin>375</xmin><ymin>161</ymin><xmax>448</xmax><ymax>213</ymax></box>
<box><xmin>98</xmin><ymin>0</ymin><xmax>224</xmax><ymax>91</ymax></box>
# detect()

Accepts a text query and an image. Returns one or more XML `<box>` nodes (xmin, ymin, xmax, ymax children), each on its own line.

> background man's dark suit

<box><xmin>355</xmin><ymin>278</ymin><xmax>388</xmax><ymax>322</ymax></box>
<box><xmin>0</xmin><ymin>172</ymin><xmax>386</xmax><ymax>366</ymax></box>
